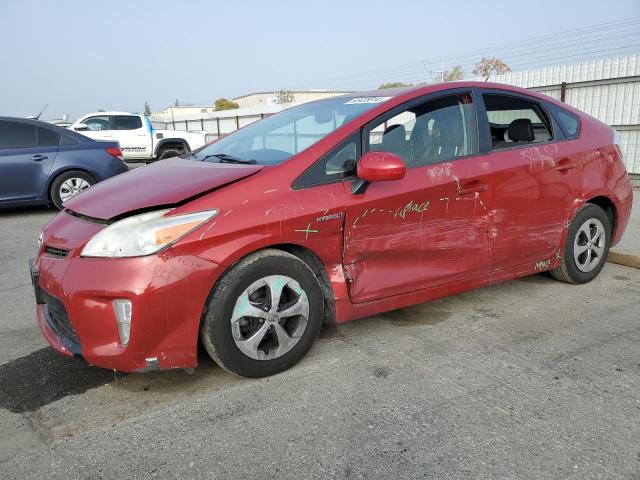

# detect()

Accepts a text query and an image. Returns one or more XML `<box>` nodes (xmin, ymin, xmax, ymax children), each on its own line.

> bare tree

<box><xmin>275</xmin><ymin>89</ymin><xmax>295</xmax><ymax>104</ymax></box>
<box><xmin>442</xmin><ymin>66</ymin><xmax>464</xmax><ymax>82</ymax></box>
<box><xmin>472</xmin><ymin>57</ymin><xmax>511</xmax><ymax>81</ymax></box>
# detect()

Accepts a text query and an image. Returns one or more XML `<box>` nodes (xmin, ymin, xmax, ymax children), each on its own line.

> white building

<box><xmin>233</xmin><ymin>90</ymin><xmax>352</xmax><ymax>109</ymax></box>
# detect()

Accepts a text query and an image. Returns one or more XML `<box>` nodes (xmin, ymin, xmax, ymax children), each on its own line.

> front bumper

<box><xmin>32</xmin><ymin>250</ymin><xmax>222</xmax><ymax>372</ymax></box>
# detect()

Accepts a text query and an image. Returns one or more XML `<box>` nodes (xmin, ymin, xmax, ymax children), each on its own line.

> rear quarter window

<box><xmin>37</xmin><ymin>127</ymin><xmax>60</xmax><ymax>147</ymax></box>
<box><xmin>554</xmin><ymin>108</ymin><xmax>580</xmax><ymax>139</ymax></box>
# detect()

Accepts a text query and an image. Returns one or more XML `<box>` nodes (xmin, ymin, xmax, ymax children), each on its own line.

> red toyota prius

<box><xmin>31</xmin><ymin>82</ymin><xmax>633</xmax><ymax>377</ymax></box>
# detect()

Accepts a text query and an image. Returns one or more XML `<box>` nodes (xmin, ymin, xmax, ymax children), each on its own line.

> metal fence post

<box><xmin>560</xmin><ymin>82</ymin><xmax>567</xmax><ymax>102</ymax></box>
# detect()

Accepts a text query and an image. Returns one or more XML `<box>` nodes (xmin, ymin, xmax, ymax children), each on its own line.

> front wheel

<box><xmin>200</xmin><ymin>249</ymin><xmax>324</xmax><ymax>378</ymax></box>
<box><xmin>50</xmin><ymin>170</ymin><xmax>95</xmax><ymax>209</ymax></box>
<box><xmin>550</xmin><ymin>204</ymin><xmax>611</xmax><ymax>284</ymax></box>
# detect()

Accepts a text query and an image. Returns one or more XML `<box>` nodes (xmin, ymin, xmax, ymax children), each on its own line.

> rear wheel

<box><xmin>200</xmin><ymin>249</ymin><xmax>324</xmax><ymax>378</ymax></box>
<box><xmin>157</xmin><ymin>148</ymin><xmax>183</xmax><ymax>160</ymax></box>
<box><xmin>50</xmin><ymin>170</ymin><xmax>95</xmax><ymax>209</ymax></box>
<box><xmin>550</xmin><ymin>204</ymin><xmax>611</xmax><ymax>284</ymax></box>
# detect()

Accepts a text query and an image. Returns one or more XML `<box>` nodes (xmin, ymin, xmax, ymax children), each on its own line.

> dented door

<box><xmin>343</xmin><ymin>158</ymin><xmax>492</xmax><ymax>303</ymax></box>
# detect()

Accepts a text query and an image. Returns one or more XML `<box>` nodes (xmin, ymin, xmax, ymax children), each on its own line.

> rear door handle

<box><xmin>458</xmin><ymin>180</ymin><xmax>488</xmax><ymax>196</ymax></box>
<box><xmin>31</xmin><ymin>154</ymin><xmax>48</xmax><ymax>161</ymax></box>
<box><xmin>554</xmin><ymin>159</ymin><xmax>576</xmax><ymax>172</ymax></box>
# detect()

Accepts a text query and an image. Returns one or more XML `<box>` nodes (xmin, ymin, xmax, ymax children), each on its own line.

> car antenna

<box><xmin>33</xmin><ymin>104</ymin><xmax>49</xmax><ymax>120</ymax></box>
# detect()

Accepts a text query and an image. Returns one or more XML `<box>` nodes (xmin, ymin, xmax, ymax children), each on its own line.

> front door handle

<box><xmin>31</xmin><ymin>154</ymin><xmax>48</xmax><ymax>161</ymax></box>
<box><xmin>458</xmin><ymin>180</ymin><xmax>488</xmax><ymax>196</ymax></box>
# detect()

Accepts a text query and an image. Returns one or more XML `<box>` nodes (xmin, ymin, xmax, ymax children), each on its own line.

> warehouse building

<box><xmin>490</xmin><ymin>54</ymin><xmax>639</xmax><ymax>178</ymax></box>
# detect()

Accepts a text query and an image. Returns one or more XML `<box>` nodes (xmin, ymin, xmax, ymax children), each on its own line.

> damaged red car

<box><xmin>31</xmin><ymin>82</ymin><xmax>633</xmax><ymax>377</ymax></box>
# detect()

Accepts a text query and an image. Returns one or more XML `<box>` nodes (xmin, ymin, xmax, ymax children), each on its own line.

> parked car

<box><xmin>0</xmin><ymin>117</ymin><xmax>128</xmax><ymax>209</ymax></box>
<box><xmin>31</xmin><ymin>82</ymin><xmax>633</xmax><ymax>378</ymax></box>
<box><xmin>69</xmin><ymin>112</ymin><xmax>214</xmax><ymax>162</ymax></box>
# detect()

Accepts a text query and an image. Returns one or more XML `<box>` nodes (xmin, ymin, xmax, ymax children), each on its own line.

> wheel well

<box><xmin>47</xmin><ymin>168</ymin><xmax>96</xmax><ymax>201</ymax></box>
<box><xmin>269</xmin><ymin>244</ymin><xmax>337</xmax><ymax>326</ymax></box>
<box><xmin>156</xmin><ymin>140</ymin><xmax>189</xmax><ymax>156</ymax></box>
<box><xmin>586</xmin><ymin>196</ymin><xmax>616</xmax><ymax>235</ymax></box>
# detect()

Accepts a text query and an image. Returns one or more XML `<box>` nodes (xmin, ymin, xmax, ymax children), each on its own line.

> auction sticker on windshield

<box><xmin>345</xmin><ymin>97</ymin><xmax>391</xmax><ymax>104</ymax></box>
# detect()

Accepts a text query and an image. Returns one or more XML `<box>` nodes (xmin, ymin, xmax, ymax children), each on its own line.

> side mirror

<box><xmin>357</xmin><ymin>151</ymin><xmax>406</xmax><ymax>182</ymax></box>
<box><xmin>74</xmin><ymin>123</ymin><xmax>88</xmax><ymax>131</ymax></box>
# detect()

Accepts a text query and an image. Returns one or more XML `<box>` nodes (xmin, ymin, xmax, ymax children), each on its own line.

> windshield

<box><xmin>194</xmin><ymin>97</ymin><xmax>388</xmax><ymax>165</ymax></box>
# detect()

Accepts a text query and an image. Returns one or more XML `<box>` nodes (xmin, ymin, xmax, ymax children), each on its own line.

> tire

<box><xmin>156</xmin><ymin>148</ymin><xmax>183</xmax><ymax>160</ymax></box>
<box><xmin>549</xmin><ymin>204</ymin><xmax>611</xmax><ymax>284</ymax></box>
<box><xmin>50</xmin><ymin>170</ymin><xmax>95</xmax><ymax>210</ymax></box>
<box><xmin>200</xmin><ymin>249</ymin><xmax>324</xmax><ymax>378</ymax></box>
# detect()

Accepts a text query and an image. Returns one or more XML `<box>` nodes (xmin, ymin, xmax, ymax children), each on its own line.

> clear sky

<box><xmin>1</xmin><ymin>0</ymin><xmax>638</xmax><ymax>120</ymax></box>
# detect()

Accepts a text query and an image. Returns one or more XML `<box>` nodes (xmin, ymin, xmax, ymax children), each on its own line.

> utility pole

<box><xmin>432</xmin><ymin>57</ymin><xmax>445</xmax><ymax>84</ymax></box>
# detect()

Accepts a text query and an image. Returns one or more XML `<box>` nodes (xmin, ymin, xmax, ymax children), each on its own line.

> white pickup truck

<box><xmin>69</xmin><ymin>112</ymin><xmax>213</xmax><ymax>161</ymax></box>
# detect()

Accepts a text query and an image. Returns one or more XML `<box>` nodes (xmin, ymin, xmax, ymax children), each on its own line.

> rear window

<box><xmin>0</xmin><ymin>121</ymin><xmax>38</xmax><ymax>148</ymax></box>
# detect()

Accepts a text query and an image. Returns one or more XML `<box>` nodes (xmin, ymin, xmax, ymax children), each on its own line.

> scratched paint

<box><xmin>395</xmin><ymin>200</ymin><xmax>430</xmax><ymax>220</ymax></box>
<box><xmin>534</xmin><ymin>259</ymin><xmax>552</xmax><ymax>271</ymax></box>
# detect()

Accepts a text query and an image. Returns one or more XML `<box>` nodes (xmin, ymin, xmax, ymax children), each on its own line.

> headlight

<box><xmin>81</xmin><ymin>209</ymin><xmax>218</xmax><ymax>258</ymax></box>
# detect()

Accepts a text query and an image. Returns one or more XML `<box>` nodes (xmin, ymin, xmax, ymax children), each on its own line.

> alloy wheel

<box><xmin>230</xmin><ymin>275</ymin><xmax>309</xmax><ymax>360</ymax></box>
<box><xmin>573</xmin><ymin>218</ymin><xmax>606</xmax><ymax>273</ymax></box>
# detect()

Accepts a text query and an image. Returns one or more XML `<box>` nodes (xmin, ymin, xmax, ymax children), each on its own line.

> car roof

<box><xmin>0</xmin><ymin>116</ymin><xmax>93</xmax><ymax>143</ymax></box>
<box><xmin>339</xmin><ymin>81</ymin><xmax>547</xmax><ymax>101</ymax></box>
<box><xmin>78</xmin><ymin>111</ymin><xmax>137</xmax><ymax>117</ymax></box>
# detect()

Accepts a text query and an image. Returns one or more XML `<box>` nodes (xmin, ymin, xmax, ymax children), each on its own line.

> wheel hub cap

<box><xmin>59</xmin><ymin>178</ymin><xmax>91</xmax><ymax>202</ymax></box>
<box><xmin>230</xmin><ymin>275</ymin><xmax>309</xmax><ymax>361</ymax></box>
<box><xmin>573</xmin><ymin>218</ymin><xmax>606</xmax><ymax>273</ymax></box>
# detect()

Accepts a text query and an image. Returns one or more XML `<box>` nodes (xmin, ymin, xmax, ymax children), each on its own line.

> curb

<box><xmin>607</xmin><ymin>251</ymin><xmax>640</xmax><ymax>269</ymax></box>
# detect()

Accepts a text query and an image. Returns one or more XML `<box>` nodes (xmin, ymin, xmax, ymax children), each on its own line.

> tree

<box><xmin>472</xmin><ymin>57</ymin><xmax>511</xmax><ymax>81</ymax></box>
<box><xmin>214</xmin><ymin>98</ymin><xmax>239</xmax><ymax>111</ymax></box>
<box><xmin>143</xmin><ymin>102</ymin><xmax>151</xmax><ymax>116</ymax></box>
<box><xmin>174</xmin><ymin>99</ymin><xmax>180</xmax><ymax>107</ymax></box>
<box><xmin>378</xmin><ymin>81</ymin><xmax>412</xmax><ymax>89</ymax></box>
<box><xmin>275</xmin><ymin>89</ymin><xmax>295</xmax><ymax>104</ymax></box>
<box><xmin>442</xmin><ymin>66</ymin><xmax>464</xmax><ymax>82</ymax></box>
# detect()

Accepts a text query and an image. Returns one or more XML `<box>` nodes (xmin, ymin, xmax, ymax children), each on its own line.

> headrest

<box><xmin>508</xmin><ymin>118</ymin><xmax>534</xmax><ymax>142</ymax></box>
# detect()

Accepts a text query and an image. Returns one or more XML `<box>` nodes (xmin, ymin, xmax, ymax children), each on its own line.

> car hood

<box><xmin>64</xmin><ymin>158</ymin><xmax>262</xmax><ymax>220</ymax></box>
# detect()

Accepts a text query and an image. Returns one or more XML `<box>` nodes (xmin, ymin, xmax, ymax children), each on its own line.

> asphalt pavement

<box><xmin>0</xmin><ymin>188</ymin><xmax>638</xmax><ymax>480</ymax></box>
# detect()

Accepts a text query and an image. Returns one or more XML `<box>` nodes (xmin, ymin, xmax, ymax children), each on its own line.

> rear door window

<box><xmin>0</xmin><ymin>121</ymin><xmax>38</xmax><ymax>149</ymax></box>
<box><xmin>483</xmin><ymin>94</ymin><xmax>553</xmax><ymax>150</ymax></box>
<box><xmin>114</xmin><ymin>115</ymin><xmax>143</xmax><ymax>130</ymax></box>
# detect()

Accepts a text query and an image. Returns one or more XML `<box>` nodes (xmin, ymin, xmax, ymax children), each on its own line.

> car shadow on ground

<box><xmin>0</xmin><ymin>346</ymin><xmax>226</xmax><ymax>414</ymax></box>
<box><xmin>0</xmin><ymin>347</ymin><xmax>120</xmax><ymax>413</ymax></box>
<box><xmin>0</xmin><ymin>205</ymin><xmax>55</xmax><ymax>218</ymax></box>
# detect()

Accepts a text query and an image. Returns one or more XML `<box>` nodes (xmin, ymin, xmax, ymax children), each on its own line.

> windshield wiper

<box><xmin>200</xmin><ymin>153</ymin><xmax>257</xmax><ymax>164</ymax></box>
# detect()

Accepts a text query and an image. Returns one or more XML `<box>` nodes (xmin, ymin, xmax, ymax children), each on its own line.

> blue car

<box><xmin>0</xmin><ymin>117</ymin><xmax>129</xmax><ymax>209</ymax></box>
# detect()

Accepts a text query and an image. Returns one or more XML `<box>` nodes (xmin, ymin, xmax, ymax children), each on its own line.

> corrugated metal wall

<box><xmin>493</xmin><ymin>55</ymin><xmax>640</xmax><ymax>174</ymax></box>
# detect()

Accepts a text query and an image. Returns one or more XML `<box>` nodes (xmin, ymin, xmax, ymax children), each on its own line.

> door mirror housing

<box><xmin>74</xmin><ymin>123</ymin><xmax>88</xmax><ymax>131</ymax></box>
<box><xmin>357</xmin><ymin>151</ymin><xmax>406</xmax><ymax>182</ymax></box>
